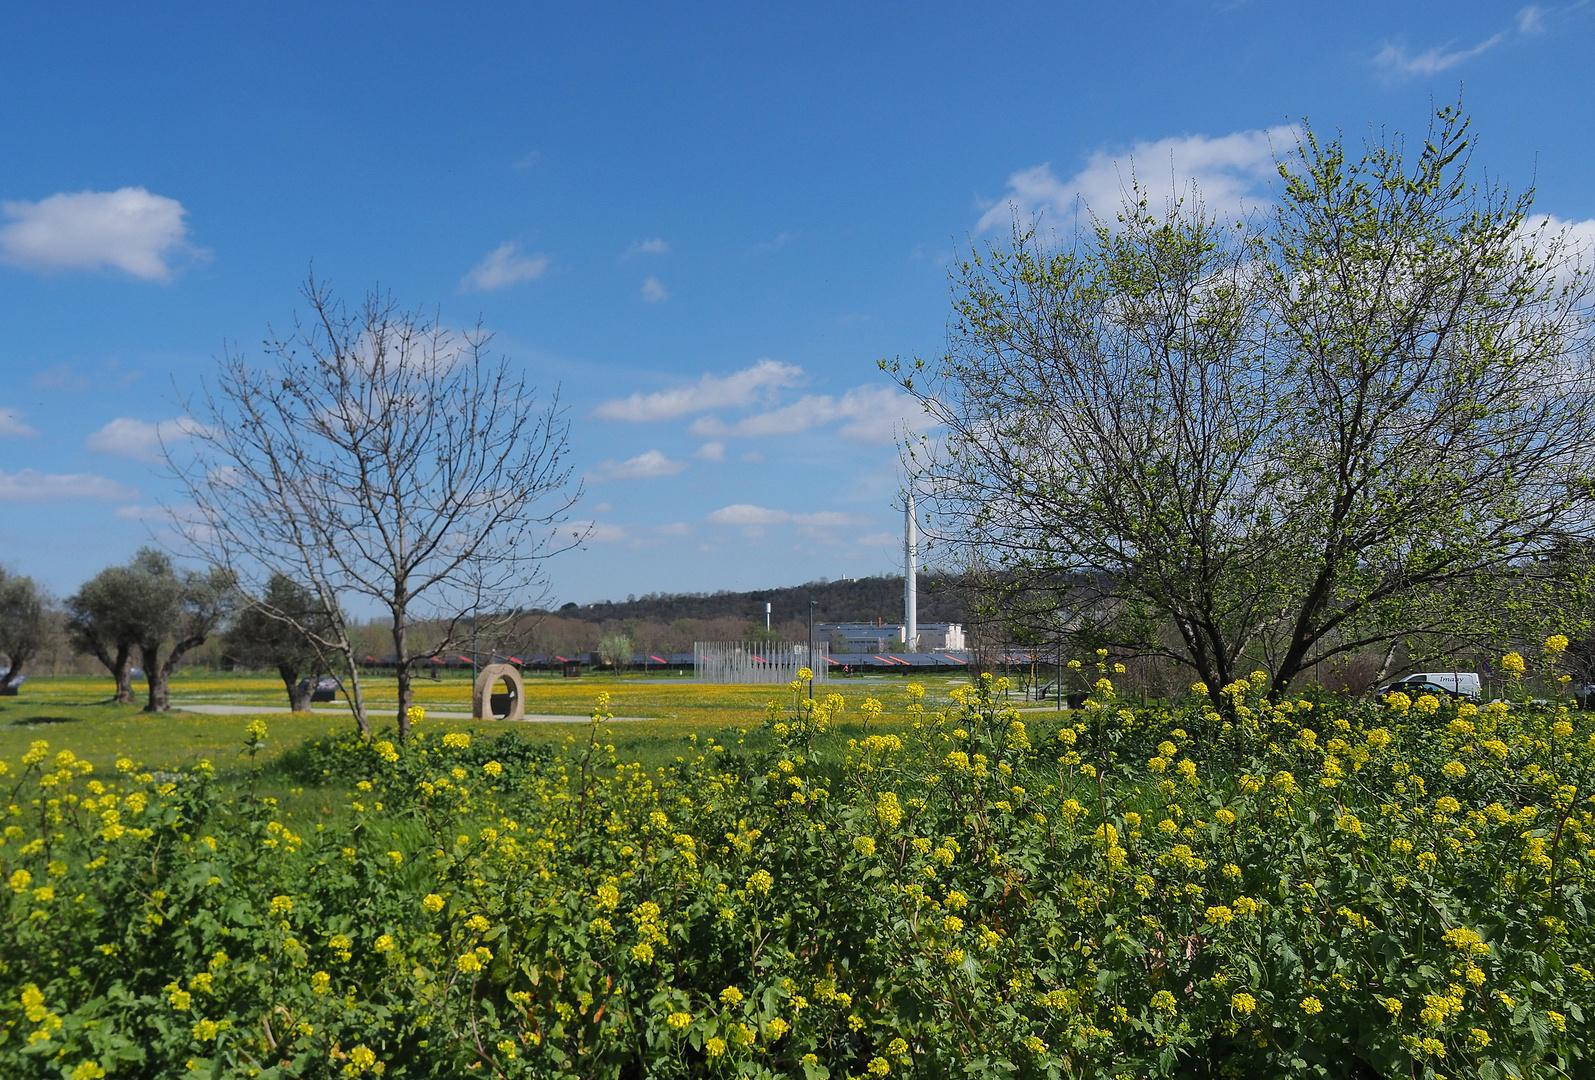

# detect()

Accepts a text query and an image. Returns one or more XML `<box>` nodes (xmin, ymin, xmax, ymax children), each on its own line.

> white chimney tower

<box><xmin>904</xmin><ymin>489</ymin><xmax>918</xmax><ymax>652</ymax></box>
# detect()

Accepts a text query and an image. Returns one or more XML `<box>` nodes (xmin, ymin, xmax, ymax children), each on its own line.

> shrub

<box><xmin>0</xmin><ymin>681</ymin><xmax>1589</xmax><ymax>1078</ymax></box>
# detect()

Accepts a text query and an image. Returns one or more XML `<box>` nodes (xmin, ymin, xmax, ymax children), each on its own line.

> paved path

<box><xmin>175</xmin><ymin>704</ymin><xmax>647</xmax><ymax>722</ymax></box>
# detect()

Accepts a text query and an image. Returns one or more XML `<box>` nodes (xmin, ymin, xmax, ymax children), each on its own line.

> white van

<box><xmin>1379</xmin><ymin>672</ymin><xmax>1482</xmax><ymax>701</ymax></box>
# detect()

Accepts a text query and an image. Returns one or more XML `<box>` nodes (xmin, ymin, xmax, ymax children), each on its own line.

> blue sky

<box><xmin>2</xmin><ymin>2</ymin><xmax>1592</xmax><ymax>608</ymax></box>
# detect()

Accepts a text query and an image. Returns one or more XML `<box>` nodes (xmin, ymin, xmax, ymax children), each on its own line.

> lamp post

<box><xmin>808</xmin><ymin>600</ymin><xmax>817</xmax><ymax>701</ymax></box>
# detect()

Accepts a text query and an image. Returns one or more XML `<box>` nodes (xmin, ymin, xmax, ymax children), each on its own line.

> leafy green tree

<box><xmin>71</xmin><ymin>549</ymin><xmax>237</xmax><ymax>712</ymax></box>
<box><xmin>65</xmin><ymin>565</ymin><xmax>143</xmax><ymax>704</ymax></box>
<box><xmin>597</xmin><ymin>632</ymin><xmax>632</xmax><ymax>673</ymax></box>
<box><xmin>0</xmin><ymin>567</ymin><xmax>47</xmax><ymax>693</ymax></box>
<box><xmin>893</xmin><ymin>106</ymin><xmax>1595</xmax><ymax>701</ymax></box>
<box><xmin>224</xmin><ymin>573</ymin><xmax>338</xmax><ymax>711</ymax></box>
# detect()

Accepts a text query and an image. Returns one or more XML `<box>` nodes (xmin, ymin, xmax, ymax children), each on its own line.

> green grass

<box><xmin>0</xmin><ymin>669</ymin><xmax>986</xmax><ymax>786</ymax></box>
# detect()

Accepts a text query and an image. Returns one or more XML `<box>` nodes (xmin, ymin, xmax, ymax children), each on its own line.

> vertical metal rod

<box><xmin>808</xmin><ymin>601</ymin><xmax>816</xmax><ymax>701</ymax></box>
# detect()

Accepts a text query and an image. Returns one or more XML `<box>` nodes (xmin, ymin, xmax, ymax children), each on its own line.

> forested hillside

<box><xmin>548</xmin><ymin>573</ymin><xmax>968</xmax><ymax>629</ymax></box>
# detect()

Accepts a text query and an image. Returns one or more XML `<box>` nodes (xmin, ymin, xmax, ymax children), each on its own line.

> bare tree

<box><xmin>893</xmin><ymin>106</ymin><xmax>1595</xmax><ymax>701</ymax></box>
<box><xmin>175</xmin><ymin>277</ymin><xmax>580</xmax><ymax>739</ymax></box>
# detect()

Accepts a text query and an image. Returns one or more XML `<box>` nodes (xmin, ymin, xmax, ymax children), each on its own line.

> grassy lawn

<box><xmin>0</xmin><ymin>669</ymin><xmax>983</xmax><ymax>781</ymax></box>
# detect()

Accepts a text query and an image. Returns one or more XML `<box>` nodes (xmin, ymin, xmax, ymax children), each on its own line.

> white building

<box><xmin>817</xmin><ymin>621</ymin><xmax>965</xmax><ymax>653</ymax></box>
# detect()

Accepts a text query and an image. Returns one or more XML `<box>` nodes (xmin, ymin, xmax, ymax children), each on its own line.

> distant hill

<box><xmin>549</xmin><ymin>574</ymin><xmax>968</xmax><ymax>627</ymax></box>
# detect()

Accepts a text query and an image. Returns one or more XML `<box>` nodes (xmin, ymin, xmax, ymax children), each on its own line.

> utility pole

<box><xmin>808</xmin><ymin>600</ymin><xmax>817</xmax><ymax>701</ymax></box>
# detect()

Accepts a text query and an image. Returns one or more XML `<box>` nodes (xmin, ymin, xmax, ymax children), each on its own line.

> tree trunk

<box><xmin>0</xmin><ymin>645</ymin><xmax>32</xmax><ymax>691</ymax></box>
<box><xmin>106</xmin><ymin>644</ymin><xmax>135</xmax><ymax>704</ymax></box>
<box><xmin>141</xmin><ymin>644</ymin><xmax>170</xmax><ymax>712</ymax></box>
<box><xmin>280</xmin><ymin>662</ymin><xmax>312</xmax><ymax>712</ymax></box>
<box><xmin>393</xmin><ymin>605</ymin><xmax>413</xmax><ymax>740</ymax></box>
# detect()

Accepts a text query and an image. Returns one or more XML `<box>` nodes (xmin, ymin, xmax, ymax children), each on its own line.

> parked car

<box><xmin>1377</xmin><ymin>671</ymin><xmax>1481</xmax><ymax>702</ymax></box>
<box><xmin>295</xmin><ymin>675</ymin><xmax>343</xmax><ymax>703</ymax></box>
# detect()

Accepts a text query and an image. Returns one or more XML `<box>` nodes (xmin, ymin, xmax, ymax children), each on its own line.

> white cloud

<box><xmin>565</xmin><ymin>520</ymin><xmax>627</xmax><ymax>544</ymax></box>
<box><xmin>855</xmin><ymin>532</ymin><xmax>900</xmax><ymax>549</ymax></box>
<box><xmin>756</xmin><ymin>231</ymin><xmax>797</xmax><ymax>252</ymax></box>
<box><xmin>655</xmin><ymin>521</ymin><xmax>693</xmax><ymax>536</ymax></box>
<box><xmin>587</xmin><ymin>449</ymin><xmax>688</xmax><ymax>482</ymax></box>
<box><xmin>690</xmin><ymin>384</ymin><xmax>919</xmax><ymax>445</ymax></box>
<box><xmin>0</xmin><ymin>187</ymin><xmax>199</xmax><ymax>281</ymax></box>
<box><xmin>706</xmin><ymin>504</ymin><xmax>859</xmax><ymax>528</ymax></box>
<box><xmin>1518</xmin><ymin>5</ymin><xmax>1545</xmax><ymax>34</ymax></box>
<box><xmin>461</xmin><ymin>242</ymin><xmax>549</xmax><ymax>291</ymax></box>
<box><xmin>31</xmin><ymin>359</ymin><xmax>142</xmax><ymax>392</ymax></box>
<box><xmin>1526</xmin><ymin>215</ymin><xmax>1595</xmax><ymax>252</ymax></box>
<box><xmin>694</xmin><ymin>441</ymin><xmax>725</xmax><ymax>461</ymax></box>
<box><xmin>86</xmin><ymin>417</ymin><xmax>208</xmax><ymax>463</ymax></box>
<box><xmin>624</xmin><ymin>238</ymin><xmax>668</xmax><ymax>258</ymax></box>
<box><xmin>1372</xmin><ymin>33</ymin><xmax>1507</xmax><ymax>77</ymax></box>
<box><xmin>641</xmin><ymin>276</ymin><xmax>669</xmax><ymax>302</ymax></box>
<box><xmin>978</xmin><ymin>126</ymin><xmax>1296</xmax><ymax>231</ymax></box>
<box><xmin>0</xmin><ymin>408</ymin><xmax>37</xmax><ymax>438</ymax></box>
<box><xmin>0</xmin><ymin>468</ymin><xmax>136</xmax><ymax>501</ymax></box>
<box><xmin>114</xmin><ymin>503</ymin><xmax>205</xmax><ymax>523</ymax></box>
<box><xmin>1518</xmin><ymin>214</ymin><xmax>1595</xmax><ymax>287</ymax></box>
<box><xmin>594</xmin><ymin>359</ymin><xmax>804</xmax><ymax>422</ymax></box>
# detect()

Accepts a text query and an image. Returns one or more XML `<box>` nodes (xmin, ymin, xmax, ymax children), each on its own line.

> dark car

<box><xmin>295</xmin><ymin>675</ymin><xmax>343</xmax><ymax>703</ymax></box>
<box><xmin>1377</xmin><ymin>678</ymin><xmax>1470</xmax><ymax>702</ymax></box>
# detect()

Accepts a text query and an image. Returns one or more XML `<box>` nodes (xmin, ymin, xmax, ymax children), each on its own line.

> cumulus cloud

<box><xmin>587</xmin><ymin>449</ymin><xmax>688</xmax><ymax>482</ymax></box>
<box><xmin>86</xmin><ymin>417</ymin><xmax>208</xmax><ymax>463</ymax></box>
<box><xmin>594</xmin><ymin>359</ymin><xmax>804</xmax><ymax>422</ymax></box>
<box><xmin>624</xmin><ymin>238</ymin><xmax>668</xmax><ymax>258</ymax></box>
<box><xmin>0</xmin><ymin>469</ymin><xmax>136</xmax><ymax>501</ymax></box>
<box><xmin>1373</xmin><ymin>33</ymin><xmax>1506</xmax><ymax>77</ymax></box>
<box><xmin>655</xmin><ymin>521</ymin><xmax>693</xmax><ymax>536</ymax></box>
<box><xmin>461</xmin><ymin>242</ymin><xmax>550</xmax><ymax>291</ymax></box>
<box><xmin>978</xmin><ymin>126</ymin><xmax>1295</xmax><ymax>231</ymax></box>
<box><xmin>694</xmin><ymin>441</ymin><xmax>725</xmax><ymax>461</ymax></box>
<box><xmin>0</xmin><ymin>187</ymin><xmax>200</xmax><ymax>281</ymax></box>
<box><xmin>0</xmin><ymin>408</ymin><xmax>37</xmax><ymax>438</ymax></box>
<box><xmin>690</xmin><ymin>384</ymin><xmax>920</xmax><ymax>445</ymax></box>
<box><xmin>641</xmin><ymin>276</ymin><xmax>669</xmax><ymax>302</ymax></box>
<box><xmin>1518</xmin><ymin>214</ymin><xmax>1595</xmax><ymax>288</ymax></box>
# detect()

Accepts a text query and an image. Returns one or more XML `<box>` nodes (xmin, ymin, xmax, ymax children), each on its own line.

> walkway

<box><xmin>176</xmin><ymin>704</ymin><xmax>647</xmax><ymax>722</ymax></box>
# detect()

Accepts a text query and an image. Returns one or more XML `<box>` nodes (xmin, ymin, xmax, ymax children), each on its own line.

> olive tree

<box><xmin>894</xmin><ymin>107</ymin><xmax>1595</xmax><ymax>700</ymax></box>
<box><xmin>67</xmin><ymin>550</ymin><xmax>235</xmax><ymax>710</ymax></box>
<box><xmin>65</xmin><ymin>564</ymin><xmax>142</xmax><ymax>703</ymax></box>
<box><xmin>175</xmin><ymin>278</ymin><xmax>580</xmax><ymax>739</ymax></box>
<box><xmin>0</xmin><ymin>567</ymin><xmax>47</xmax><ymax>693</ymax></box>
<box><xmin>224</xmin><ymin>573</ymin><xmax>339</xmax><ymax>711</ymax></box>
